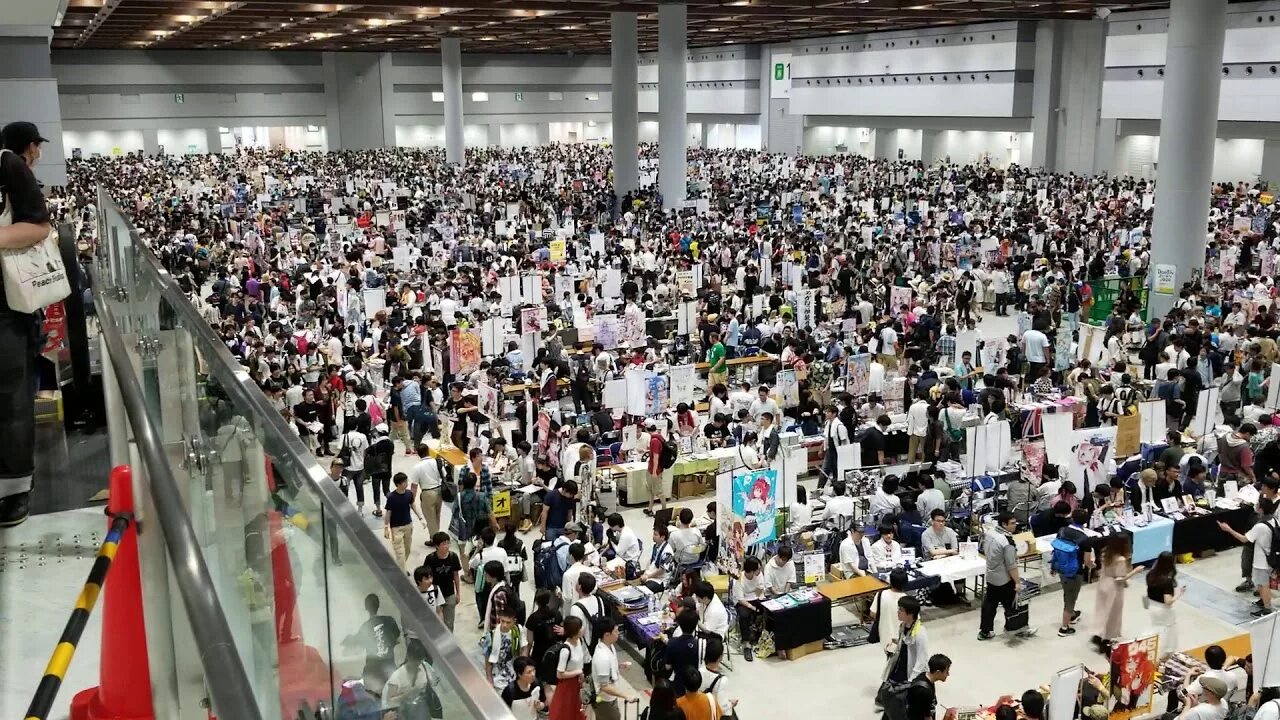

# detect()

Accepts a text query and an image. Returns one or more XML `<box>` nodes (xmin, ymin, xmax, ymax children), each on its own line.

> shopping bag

<box><xmin>1004</xmin><ymin>603</ymin><xmax>1030</xmax><ymax>632</ymax></box>
<box><xmin>0</xmin><ymin>151</ymin><xmax>70</xmax><ymax>314</ymax></box>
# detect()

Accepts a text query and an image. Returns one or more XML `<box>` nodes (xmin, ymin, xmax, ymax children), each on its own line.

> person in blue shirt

<box><xmin>724</xmin><ymin>309</ymin><xmax>741</xmax><ymax>358</ymax></box>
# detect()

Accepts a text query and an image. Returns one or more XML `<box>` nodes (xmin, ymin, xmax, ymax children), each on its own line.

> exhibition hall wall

<box><xmin>46</xmin><ymin>1</ymin><xmax>1280</xmax><ymax>184</ymax></box>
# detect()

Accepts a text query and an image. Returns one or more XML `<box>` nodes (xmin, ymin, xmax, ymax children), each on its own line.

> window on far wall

<box><xmin>431</xmin><ymin>91</ymin><xmax>444</xmax><ymax>102</ymax></box>
<box><xmin>584</xmin><ymin>91</ymin><xmax>600</xmax><ymax>101</ymax></box>
<box><xmin>471</xmin><ymin>91</ymin><xmax>489</xmax><ymax>102</ymax></box>
<box><xmin>549</xmin><ymin>91</ymin><xmax>564</xmax><ymax>101</ymax></box>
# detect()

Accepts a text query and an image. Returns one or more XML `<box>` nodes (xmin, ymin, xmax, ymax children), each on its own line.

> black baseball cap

<box><xmin>1</xmin><ymin>122</ymin><xmax>49</xmax><ymax>152</ymax></box>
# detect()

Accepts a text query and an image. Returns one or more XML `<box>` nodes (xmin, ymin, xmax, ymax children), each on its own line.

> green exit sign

<box><xmin>774</xmin><ymin>63</ymin><xmax>785</xmax><ymax>80</ymax></box>
<box><xmin>175</xmin><ymin>93</ymin><xmax>185</xmax><ymax>104</ymax></box>
<box><xmin>514</xmin><ymin>91</ymin><xmax>523</xmax><ymax>101</ymax></box>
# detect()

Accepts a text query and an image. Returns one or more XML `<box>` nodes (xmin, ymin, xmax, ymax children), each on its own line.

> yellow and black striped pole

<box><xmin>24</xmin><ymin>514</ymin><xmax>131</xmax><ymax>720</ymax></box>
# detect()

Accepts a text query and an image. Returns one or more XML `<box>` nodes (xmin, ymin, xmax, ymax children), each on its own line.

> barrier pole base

<box><xmin>69</xmin><ymin>687</ymin><xmax>154</xmax><ymax>720</ymax></box>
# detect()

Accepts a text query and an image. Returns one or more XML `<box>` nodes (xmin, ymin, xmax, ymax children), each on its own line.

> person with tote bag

<box><xmin>0</xmin><ymin>122</ymin><xmax>67</xmax><ymax>527</ymax></box>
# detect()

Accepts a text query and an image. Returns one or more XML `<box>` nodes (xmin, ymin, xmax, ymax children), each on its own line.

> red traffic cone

<box><xmin>71</xmin><ymin>465</ymin><xmax>155</xmax><ymax>720</ymax></box>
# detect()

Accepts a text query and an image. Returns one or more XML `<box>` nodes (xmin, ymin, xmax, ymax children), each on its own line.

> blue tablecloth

<box><xmin>1125</xmin><ymin>516</ymin><xmax>1175</xmax><ymax>564</ymax></box>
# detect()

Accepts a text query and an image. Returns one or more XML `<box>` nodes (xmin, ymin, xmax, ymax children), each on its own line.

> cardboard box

<box><xmin>675</xmin><ymin>477</ymin><xmax>701</xmax><ymax>499</ymax></box>
<box><xmin>783</xmin><ymin>639</ymin><xmax>825</xmax><ymax>661</ymax></box>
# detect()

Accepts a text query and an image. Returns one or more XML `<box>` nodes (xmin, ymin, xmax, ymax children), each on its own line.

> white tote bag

<box><xmin>0</xmin><ymin>149</ymin><xmax>70</xmax><ymax>313</ymax></box>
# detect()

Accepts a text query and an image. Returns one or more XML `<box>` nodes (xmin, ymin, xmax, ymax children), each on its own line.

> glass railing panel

<box><xmin>92</xmin><ymin>190</ymin><xmax>514</xmax><ymax>720</ymax></box>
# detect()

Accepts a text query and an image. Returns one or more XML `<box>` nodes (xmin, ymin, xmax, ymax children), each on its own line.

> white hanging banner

<box><xmin>669</xmin><ymin>364</ymin><xmax>697</xmax><ymax>405</ymax></box>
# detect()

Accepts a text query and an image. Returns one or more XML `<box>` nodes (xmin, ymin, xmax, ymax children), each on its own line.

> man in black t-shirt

<box><xmin>421</xmin><ymin>533</ymin><xmax>463</xmax><ymax>631</ymax></box>
<box><xmin>0</xmin><ymin>122</ymin><xmax>53</xmax><ymax>527</ymax></box>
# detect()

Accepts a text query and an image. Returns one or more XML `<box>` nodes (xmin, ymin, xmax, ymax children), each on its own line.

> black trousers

<box><xmin>979</xmin><ymin>580</ymin><xmax>1017</xmax><ymax>634</ymax></box>
<box><xmin>0</xmin><ymin>311</ymin><xmax>37</xmax><ymax>499</ymax></box>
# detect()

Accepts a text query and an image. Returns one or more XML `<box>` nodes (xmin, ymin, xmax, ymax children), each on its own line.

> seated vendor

<box><xmin>839</xmin><ymin>525</ymin><xmax>874</xmax><ymax>576</ymax></box>
<box><xmin>870</xmin><ymin>524</ymin><xmax>904</xmax><ymax>572</ymax></box>
<box><xmin>920</xmin><ymin>509</ymin><xmax>959</xmax><ymax>559</ymax></box>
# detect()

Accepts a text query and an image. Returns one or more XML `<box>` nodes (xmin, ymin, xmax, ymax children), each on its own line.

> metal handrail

<box><xmin>92</xmin><ymin>281</ymin><xmax>265</xmax><ymax>720</ymax></box>
<box><xmin>95</xmin><ymin>191</ymin><xmax>518</xmax><ymax>720</ymax></box>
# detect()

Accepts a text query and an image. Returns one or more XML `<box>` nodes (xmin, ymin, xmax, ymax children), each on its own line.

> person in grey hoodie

<box><xmin>1218</xmin><ymin>423</ymin><xmax>1258</xmax><ymax>489</ymax></box>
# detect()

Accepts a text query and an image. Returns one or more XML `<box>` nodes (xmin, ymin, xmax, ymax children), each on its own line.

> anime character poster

<box><xmin>889</xmin><ymin>286</ymin><xmax>912</xmax><ymax>317</ymax></box>
<box><xmin>776</xmin><ymin>370</ymin><xmax>800</xmax><ymax>408</ymax></box>
<box><xmin>449</xmin><ymin>327</ymin><xmax>482</xmax><ymax>377</ymax></box>
<box><xmin>595</xmin><ymin>314</ymin><xmax>620</xmax><ymax>349</ymax></box>
<box><xmin>644</xmin><ymin>374</ymin><xmax>669</xmax><ymax>416</ymax></box>
<box><xmin>1108</xmin><ymin>636</ymin><xmax>1158</xmax><ymax>719</ymax></box>
<box><xmin>731</xmin><ymin>468</ymin><xmax>779</xmax><ymax>547</ymax></box>
<box><xmin>619</xmin><ymin>312</ymin><xmax>646</xmax><ymax>348</ymax></box>
<box><xmin>521</xmin><ymin>306</ymin><xmax>547</xmax><ymax>334</ymax></box>
<box><xmin>1069</xmin><ymin>428</ymin><xmax>1116</xmax><ymax>496</ymax></box>
<box><xmin>847</xmin><ymin>354</ymin><xmax>872</xmax><ymax>397</ymax></box>
<box><xmin>1021</xmin><ymin>440</ymin><xmax>1046</xmax><ymax>482</ymax></box>
<box><xmin>477</xmin><ymin>383</ymin><xmax>502</xmax><ymax>424</ymax></box>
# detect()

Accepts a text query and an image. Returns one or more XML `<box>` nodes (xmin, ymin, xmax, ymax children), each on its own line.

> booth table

<box><xmin>759</xmin><ymin>591</ymin><xmax>833</xmax><ymax>653</ymax></box>
<box><xmin>919</xmin><ymin>555</ymin><xmax>987</xmax><ymax>584</ymax></box>
<box><xmin>1171</xmin><ymin>506</ymin><xmax>1254</xmax><ymax>555</ymax></box>
<box><xmin>818</xmin><ymin>575</ymin><xmax>888</xmax><ymax>604</ymax></box>
<box><xmin>1126</xmin><ymin>516</ymin><xmax>1176</xmax><ymax>564</ymax></box>
<box><xmin>609</xmin><ymin>461</ymin><xmax>674</xmax><ymax>507</ymax></box>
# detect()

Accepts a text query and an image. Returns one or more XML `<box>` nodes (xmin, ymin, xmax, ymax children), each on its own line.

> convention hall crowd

<box><xmin>52</xmin><ymin>141</ymin><xmax>1280</xmax><ymax>720</ymax></box>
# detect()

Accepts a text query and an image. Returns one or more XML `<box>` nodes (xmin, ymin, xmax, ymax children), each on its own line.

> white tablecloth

<box><xmin>919</xmin><ymin>555</ymin><xmax>987</xmax><ymax>584</ymax></box>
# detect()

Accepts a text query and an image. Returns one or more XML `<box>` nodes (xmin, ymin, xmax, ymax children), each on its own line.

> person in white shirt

<box><xmin>669</xmin><ymin>508</ymin><xmax>704</xmax><ymax>566</ymax></box>
<box><xmin>700</xmin><ymin>639</ymin><xmax>738</xmax><ymax>717</ymax></box>
<box><xmin>339</xmin><ymin>427</ymin><xmax>371</xmax><ymax>512</ymax></box>
<box><xmin>822</xmin><ymin>482</ymin><xmax>856</xmax><ymax>525</ymax></box>
<box><xmin>749</xmin><ymin>386</ymin><xmax>781</xmax><ymax>423</ymax></box>
<box><xmin>1178</xmin><ymin>675</ymin><xmax>1230</xmax><ymax>720</ymax></box>
<box><xmin>561</xmin><ymin>542</ymin><xmax>594</xmax><ymax>602</ymax></box>
<box><xmin>730</xmin><ymin>557</ymin><xmax>768</xmax><ymax>661</ymax></box>
<box><xmin>819</xmin><ymin>404</ymin><xmax>851</xmax><ymax>490</ymax></box>
<box><xmin>869</xmin><ymin>524</ymin><xmax>904</xmax><ymax>572</ymax></box>
<box><xmin>906</xmin><ymin>394</ymin><xmax>931</xmax><ymax>462</ymax></box>
<box><xmin>839</xmin><ymin>526</ymin><xmax>874</xmax><ymax>577</ymax></box>
<box><xmin>763</xmin><ymin>547</ymin><xmax>796</xmax><ymax>595</ymax></box>
<box><xmin>568</xmin><ymin>572</ymin><xmax>606</xmax><ymax>648</ymax></box>
<box><xmin>381</xmin><ymin>641</ymin><xmax>440</xmax><ymax>713</ymax></box>
<box><xmin>591</xmin><ymin>619</ymin><xmax>637</xmax><ymax>720</ymax></box>
<box><xmin>869</xmin><ymin>476</ymin><xmax>903</xmax><ymax>522</ymax></box>
<box><xmin>789</xmin><ymin>485</ymin><xmax>814</xmax><ymax>533</ymax></box>
<box><xmin>606</xmin><ymin>513</ymin><xmax>642</xmax><ymax>576</ymax></box>
<box><xmin>693</xmin><ymin>581</ymin><xmax>730</xmax><ymax>639</ymax></box>
<box><xmin>868</xmin><ymin>357</ymin><xmax>887</xmax><ymax>395</ymax></box>
<box><xmin>408</xmin><ymin>444</ymin><xmax>445</xmax><ymax>536</ymax></box>
<box><xmin>873</xmin><ymin>570</ymin><xmax>909</xmax><ymax>655</ymax></box>
<box><xmin>729</xmin><ymin>382</ymin><xmax>755</xmax><ymax>417</ymax></box>
<box><xmin>1183</xmin><ymin>646</ymin><xmax>1241</xmax><ymax>706</ymax></box>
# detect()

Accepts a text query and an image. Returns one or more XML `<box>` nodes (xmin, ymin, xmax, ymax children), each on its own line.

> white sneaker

<box><xmin>1016</xmin><ymin>627</ymin><xmax>1039</xmax><ymax>638</ymax></box>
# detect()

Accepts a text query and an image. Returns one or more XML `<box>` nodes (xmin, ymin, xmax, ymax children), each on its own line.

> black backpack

<box><xmin>575</xmin><ymin>598</ymin><xmax>611</xmax><ymax>653</ymax></box>
<box><xmin>539</xmin><ymin>642</ymin><xmax>568</xmax><ymax>684</ymax></box>
<box><xmin>882</xmin><ymin>677</ymin><xmax>931</xmax><ymax>720</ymax></box>
<box><xmin>659</xmin><ymin>438</ymin><xmax>679</xmax><ymax>470</ymax></box>
<box><xmin>1267</xmin><ymin>520</ymin><xmax>1280</xmax><ymax>571</ymax></box>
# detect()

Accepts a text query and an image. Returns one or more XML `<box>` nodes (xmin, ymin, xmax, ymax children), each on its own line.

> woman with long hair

<box><xmin>646</xmin><ymin>680</ymin><xmax>687</xmax><ymax>720</ymax></box>
<box><xmin>1092</xmin><ymin>533</ymin><xmax>1141</xmax><ymax>654</ymax></box>
<box><xmin>1144</xmin><ymin>551</ymin><xmax>1185</xmax><ymax>658</ymax></box>
<box><xmin>381</xmin><ymin>639</ymin><xmax>441</xmax><ymax>717</ymax></box>
<box><xmin>547</xmin><ymin>615</ymin><xmax>587</xmax><ymax>720</ymax></box>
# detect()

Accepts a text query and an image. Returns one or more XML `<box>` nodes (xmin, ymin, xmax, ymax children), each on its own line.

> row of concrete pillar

<box><xmin>436</xmin><ymin>8</ymin><xmax>686</xmax><ymax>209</ymax></box>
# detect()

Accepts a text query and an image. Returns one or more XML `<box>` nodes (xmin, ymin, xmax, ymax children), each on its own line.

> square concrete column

<box><xmin>658</xmin><ymin>3</ymin><xmax>687</xmax><ymax>210</ymax></box>
<box><xmin>1149</xmin><ymin>0</ymin><xmax>1227</xmax><ymax>317</ymax></box>
<box><xmin>611</xmin><ymin>12</ymin><xmax>639</xmax><ymax>201</ymax></box>
<box><xmin>442</xmin><ymin>37</ymin><xmax>465</xmax><ymax>164</ymax></box>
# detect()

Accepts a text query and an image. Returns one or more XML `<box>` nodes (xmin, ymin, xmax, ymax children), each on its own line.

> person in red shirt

<box><xmin>646</xmin><ymin>419</ymin><xmax>669</xmax><ymax>517</ymax></box>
